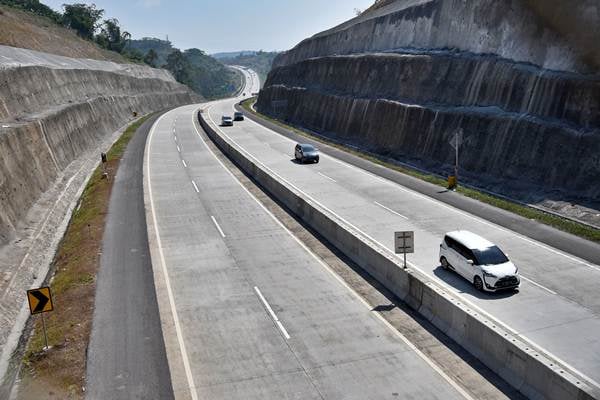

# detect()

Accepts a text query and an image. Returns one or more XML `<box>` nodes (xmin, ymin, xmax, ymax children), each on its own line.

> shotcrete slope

<box><xmin>0</xmin><ymin>45</ymin><xmax>199</xmax><ymax>244</ymax></box>
<box><xmin>258</xmin><ymin>0</ymin><xmax>600</xmax><ymax>203</ymax></box>
<box><xmin>275</xmin><ymin>0</ymin><xmax>598</xmax><ymax>74</ymax></box>
<box><xmin>0</xmin><ymin>44</ymin><xmax>199</xmax><ymax>386</ymax></box>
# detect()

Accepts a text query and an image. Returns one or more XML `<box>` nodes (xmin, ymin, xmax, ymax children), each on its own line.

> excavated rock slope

<box><xmin>0</xmin><ymin>45</ymin><xmax>199</xmax><ymax>244</ymax></box>
<box><xmin>258</xmin><ymin>0</ymin><xmax>600</xmax><ymax>201</ymax></box>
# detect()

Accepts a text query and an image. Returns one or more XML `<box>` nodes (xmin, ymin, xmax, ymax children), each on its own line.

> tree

<box><xmin>164</xmin><ymin>50</ymin><xmax>192</xmax><ymax>85</ymax></box>
<box><xmin>96</xmin><ymin>18</ymin><xmax>130</xmax><ymax>53</ymax></box>
<box><xmin>144</xmin><ymin>49</ymin><xmax>158</xmax><ymax>67</ymax></box>
<box><xmin>62</xmin><ymin>3</ymin><xmax>104</xmax><ymax>39</ymax></box>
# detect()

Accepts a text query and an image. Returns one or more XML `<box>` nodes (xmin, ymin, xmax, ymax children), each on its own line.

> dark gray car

<box><xmin>294</xmin><ymin>143</ymin><xmax>319</xmax><ymax>163</ymax></box>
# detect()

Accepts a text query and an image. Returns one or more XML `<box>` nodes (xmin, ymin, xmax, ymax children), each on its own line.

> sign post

<box><xmin>27</xmin><ymin>287</ymin><xmax>54</xmax><ymax>350</ymax></box>
<box><xmin>101</xmin><ymin>152</ymin><xmax>108</xmax><ymax>179</ymax></box>
<box><xmin>449</xmin><ymin>129</ymin><xmax>463</xmax><ymax>190</ymax></box>
<box><xmin>394</xmin><ymin>231</ymin><xmax>414</xmax><ymax>269</ymax></box>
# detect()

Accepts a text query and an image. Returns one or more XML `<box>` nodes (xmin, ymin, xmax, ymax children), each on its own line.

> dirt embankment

<box><xmin>0</xmin><ymin>5</ymin><xmax>126</xmax><ymax>62</ymax></box>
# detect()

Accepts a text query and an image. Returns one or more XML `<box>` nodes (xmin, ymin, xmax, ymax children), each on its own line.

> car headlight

<box><xmin>483</xmin><ymin>271</ymin><xmax>497</xmax><ymax>278</ymax></box>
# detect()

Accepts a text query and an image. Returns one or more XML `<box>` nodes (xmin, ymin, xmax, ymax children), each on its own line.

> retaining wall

<box><xmin>198</xmin><ymin>109</ymin><xmax>600</xmax><ymax>400</ymax></box>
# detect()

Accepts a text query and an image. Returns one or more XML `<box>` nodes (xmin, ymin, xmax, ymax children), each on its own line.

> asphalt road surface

<box><xmin>144</xmin><ymin>93</ymin><xmax>473</xmax><ymax>398</ymax></box>
<box><xmin>86</xmin><ymin>114</ymin><xmax>174</xmax><ymax>400</ymax></box>
<box><xmin>206</xmin><ymin>69</ymin><xmax>600</xmax><ymax>388</ymax></box>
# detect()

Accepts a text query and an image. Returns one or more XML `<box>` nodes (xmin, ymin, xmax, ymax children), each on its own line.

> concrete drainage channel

<box><xmin>197</xmin><ymin>110</ymin><xmax>599</xmax><ymax>400</ymax></box>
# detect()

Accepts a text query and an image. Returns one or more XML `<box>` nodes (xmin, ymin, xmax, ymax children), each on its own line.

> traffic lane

<box><xmin>86</xmin><ymin>113</ymin><xmax>174</xmax><ymax>400</ymax></box>
<box><xmin>206</xmin><ymin>100</ymin><xmax>600</xmax><ymax>385</ymax></box>
<box><xmin>210</xmin><ymin>99</ymin><xmax>600</xmax><ymax>310</ymax></box>
<box><xmin>149</xmin><ymin>107</ymin><xmax>322</xmax><ymax>399</ymax></box>
<box><xmin>188</xmin><ymin>103</ymin><xmax>470</xmax><ymax>398</ymax></box>
<box><xmin>184</xmin><ymin>107</ymin><xmax>469</xmax><ymax>399</ymax></box>
<box><xmin>150</xmin><ymin>105</ymin><xmax>468</xmax><ymax>399</ymax></box>
<box><xmin>235</xmin><ymin>98</ymin><xmax>600</xmax><ymax>268</ymax></box>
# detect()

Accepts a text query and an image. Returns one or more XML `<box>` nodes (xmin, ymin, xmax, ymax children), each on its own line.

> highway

<box><xmin>144</xmin><ymin>76</ymin><xmax>475</xmax><ymax>398</ymax></box>
<box><xmin>205</xmin><ymin>68</ymin><xmax>600</xmax><ymax>388</ymax></box>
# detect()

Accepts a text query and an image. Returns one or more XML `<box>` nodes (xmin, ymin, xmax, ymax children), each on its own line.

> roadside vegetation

<box><xmin>241</xmin><ymin>98</ymin><xmax>600</xmax><ymax>243</ymax></box>
<box><xmin>127</xmin><ymin>38</ymin><xmax>242</xmax><ymax>99</ymax></box>
<box><xmin>16</xmin><ymin>115</ymin><xmax>152</xmax><ymax>399</ymax></box>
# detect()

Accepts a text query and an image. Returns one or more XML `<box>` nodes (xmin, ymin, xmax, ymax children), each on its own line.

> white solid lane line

<box><xmin>191</xmin><ymin>180</ymin><xmax>199</xmax><ymax>193</ymax></box>
<box><xmin>521</xmin><ymin>275</ymin><xmax>557</xmax><ymax>295</ymax></box>
<box><xmin>254</xmin><ymin>286</ymin><xmax>291</xmax><ymax>340</ymax></box>
<box><xmin>211</xmin><ymin>216</ymin><xmax>226</xmax><ymax>238</ymax></box>
<box><xmin>374</xmin><ymin>201</ymin><xmax>409</xmax><ymax>220</ymax></box>
<box><xmin>147</xmin><ymin>110</ymin><xmax>199</xmax><ymax>400</ymax></box>
<box><xmin>318</xmin><ymin>172</ymin><xmax>337</xmax><ymax>182</ymax></box>
<box><xmin>181</xmin><ymin>159</ymin><xmax>187</xmax><ymax>168</ymax></box>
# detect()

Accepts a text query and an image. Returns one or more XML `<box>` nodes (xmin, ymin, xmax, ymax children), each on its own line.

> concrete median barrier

<box><xmin>198</xmin><ymin>110</ymin><xmax>599</xmax><ymax>400</ymax></box>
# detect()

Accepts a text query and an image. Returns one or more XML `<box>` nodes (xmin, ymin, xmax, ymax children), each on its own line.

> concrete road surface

<box><xmin>205</xmin><ymin>69</ymin><xmax>600</xmax><ymax>388</ymax></box>
<box><xmin>145</xmin><ymin>97</ymin><xmax>472</xmax><ymax>398</ymax></box>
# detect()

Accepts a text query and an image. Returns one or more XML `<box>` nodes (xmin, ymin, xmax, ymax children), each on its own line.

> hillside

<box><xmin>127</xmin><ymin>38</ymin><xmax>241</xmax><ymax>99</ymax></box>
<box><xmin>0</xmin><ymin>3</ymin><xmax>127</xmax><ymax>62</ymax></box>
<box><xmin>258</xmin><ymin>0</ymin><xmax>600</xmax><ymax>211</ymax></box>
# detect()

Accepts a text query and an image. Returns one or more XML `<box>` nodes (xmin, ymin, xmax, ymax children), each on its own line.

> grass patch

<box><xmin>241</xmin><ymin>98</ymin><xmax>600</xmax><ymax>243</ymax></box>
<box><xmin>18</xmin><ymin>114</ymin><xmax>152</xmax><ymax>399</ymax></box>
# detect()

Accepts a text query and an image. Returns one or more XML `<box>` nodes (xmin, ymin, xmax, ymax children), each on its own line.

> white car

<box><xmin>439</xmin><ymin>231</ymin><xmax>520</xmax><ymax>292</ymax></box>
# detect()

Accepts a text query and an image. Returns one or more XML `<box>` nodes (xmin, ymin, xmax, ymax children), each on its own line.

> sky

<box><xmin>41</xmin><ymin>0</ymin><xmax>375</xmax><ymax>54</ymax></box>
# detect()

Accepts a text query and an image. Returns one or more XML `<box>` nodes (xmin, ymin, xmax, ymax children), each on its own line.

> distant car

<box><xmin>294</xmin><ymin>143</ymin><xmax>319</xmax><ymax>163</ymax></box>
<box><xmin>234</xmin><ymin>111</ymin><xmax>244</xmax><ymax>121</ymax></box>
<box><xmin>221</xmin><ymin>116</ymin><xmax>233</xmax><ymax>126</ymax></box>
<box><xmin>439</xmin><ymin>231</ymin><xmax>520</xmax><ymax>292</ymax></box>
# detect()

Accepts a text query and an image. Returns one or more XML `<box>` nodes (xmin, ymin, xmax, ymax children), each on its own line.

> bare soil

<box><xmin>0</xmin><ymin>5</ymin><xmax>126</xmax><ymax>62</ymax></box>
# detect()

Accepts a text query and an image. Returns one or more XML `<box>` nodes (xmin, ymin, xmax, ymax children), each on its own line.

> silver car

<box><xmin>221</xmin><ymin>116</ymin><xmax>233</xmax><ymax>126</ymax></box>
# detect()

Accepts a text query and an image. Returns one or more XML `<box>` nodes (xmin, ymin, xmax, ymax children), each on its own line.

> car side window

<box><xmin>454</xmin><ymin>242</ymin><xmax>471</xmax><ymax>260</ymax></box>
<box><xmin>445</xmin><ymin>236</ymin><xmax>457</xmax><ymax>251</ymax></box>
<box><xmin>464</xmin><ymin>249</ymin><xmax>476</xmax><ymax>264</ymax></box>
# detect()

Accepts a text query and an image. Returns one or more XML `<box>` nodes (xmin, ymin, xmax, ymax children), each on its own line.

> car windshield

<box><xmin>472</xmin><ymin>246</ymin><xmax>509</xmax><ymax>265</ymax></box>
<box><xmin>302</xmin><ymin>145</ymin><xmax>316</xmax><ymax>152</ymax></box>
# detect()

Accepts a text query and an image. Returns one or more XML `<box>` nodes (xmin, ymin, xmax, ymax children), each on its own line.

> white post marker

<box><xmin>395</xmin><ymin>231</ymin><xmax>414</xmax><ymax>269</ymax></box>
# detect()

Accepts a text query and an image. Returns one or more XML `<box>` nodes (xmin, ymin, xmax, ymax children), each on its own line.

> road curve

<box><xmin>207</xmin><ymin>69</ymin><xmax>600</xmax><ymax>388</ymax></box>
<box><xmin>144</xmin><ymin>77</ymin><xmax>472</xmax><ymax>399</ymax></box>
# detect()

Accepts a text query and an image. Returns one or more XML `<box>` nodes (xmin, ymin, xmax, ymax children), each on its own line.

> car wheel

<box><xmin>314</xmin><ymin>159</ymin><xmax>319</xmax><ymax>164</ymax></box>
<box><xmin>474</xmin><ymin>276</ymin><xmax>484</xmax><ymax>292</ymax></box>
<box><xmin>440</xmin><ymin>257</ymin><xmax>450</xmax><ymax>270</ymax></box>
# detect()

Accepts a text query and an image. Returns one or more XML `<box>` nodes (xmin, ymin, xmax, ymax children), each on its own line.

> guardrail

<box><xmin>197</xmin><ymin>109</ymin><xmax>599</xmax><ymax>400</ymax></box>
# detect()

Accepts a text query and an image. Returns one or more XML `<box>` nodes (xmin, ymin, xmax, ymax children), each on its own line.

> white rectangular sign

<box><xmin>394</xmin><ymin>231</ymin><xmax>414</xmax><ymax>254</ymax></box>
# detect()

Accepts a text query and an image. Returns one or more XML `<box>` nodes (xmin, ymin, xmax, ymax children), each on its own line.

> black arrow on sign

<box><xmin>32</xmin><ymin>290</ymin><xmax>49</xmax><ymax>313</ymax></box>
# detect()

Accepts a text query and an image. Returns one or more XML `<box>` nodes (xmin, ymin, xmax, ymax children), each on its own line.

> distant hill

<box><xmin>219</xmin><ymin>50</ymin><xmax>279</xmax><ymax>87</ymax></box>
<box><xmin>212</xmin><ymin>50</ymin><xmax>257</xmax><ymax>60</ymax></box>
<box><xmin>127</xmin><ymin>38</ymin><xmax>241</xmax><ymax>99</ymax></box>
